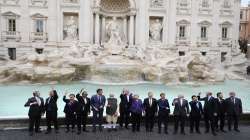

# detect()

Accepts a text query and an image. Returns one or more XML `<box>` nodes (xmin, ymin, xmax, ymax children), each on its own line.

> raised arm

<box><xmin>197</xmin><ymin>92</ymin><xmax>206</xmax><ymax>101</ymax></box>
<box><xmin>24</xmin><ymin>98</ymin><xmax>31</xmax><ymax>107</ymax></box>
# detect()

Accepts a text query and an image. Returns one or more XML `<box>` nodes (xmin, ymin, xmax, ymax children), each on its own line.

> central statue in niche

<box><xmin>104</xmin><ymin>18</ymin><xmax>126</xmax><ymax>55</ymax></box>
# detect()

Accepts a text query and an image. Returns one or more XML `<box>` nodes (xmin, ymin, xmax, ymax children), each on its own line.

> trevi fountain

<box><xmin>0</xmin><ymin>0</ymin><xmax>249</xmax><ymax>117</ymax></box>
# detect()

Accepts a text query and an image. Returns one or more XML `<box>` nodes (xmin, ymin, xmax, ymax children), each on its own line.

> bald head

<box><xmin>229</xmin><ymin>92</ymin><xmax>236</xmax><ymax>97</ymax></box>
<box><xmin>148</xmin><ymin>92</ymin><xmax>153</xmax><ymax>98</ymax></box>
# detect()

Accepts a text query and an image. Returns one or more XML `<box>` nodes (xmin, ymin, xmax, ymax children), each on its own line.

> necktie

<box><xmin>180</xmin><ymin>99</ymin><xmax>183</xmax><ymax>106</ymax></box>
<box><xmin>196</xmin><ymin>102</ymin><xmax>199</xmax><ymax>108</ymax></box>
<box><xmin>48</xmin><ymin>97</ymin><xmax>51</xmax><ymax>104</ymax></box>
<box><xmin>99</xmin><ymin>96</ymin><xmax>102</xmax><ymax>104</ymax></box>
<box><xmin>149</xmin><ymin>98</ymin><xmax>152</xmax><ymax>107</ymax></box>
<box><xmin>36</xmin><ymin>97</ymin><xmax>41</xmax><ymax>106</ymax></box>
<box><xmin>232</xmin><ymin>97</ymin><xmax>235</xmax><ymax>104</ymax></box>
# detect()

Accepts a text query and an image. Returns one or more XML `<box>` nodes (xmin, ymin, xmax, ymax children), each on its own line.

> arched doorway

<box><xmin>93</xmin><ymin>0</ymin><xmax>136</xmax><ymax>47</ymax></box>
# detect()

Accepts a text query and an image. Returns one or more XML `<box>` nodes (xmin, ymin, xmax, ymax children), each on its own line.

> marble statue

<box><xmin>149</xmin><ymin>19</ymin><xmax>163</xmax><ymax>42</ymax></box>
<box><xmin>106</xmin><ymin>19</ymin><xmax>124</xmax><ymax>45</ymax></box>
<box><xmin>63</xmin><ymin>16</ymin><xmax>78</xmax><ymax>40</ymax></box>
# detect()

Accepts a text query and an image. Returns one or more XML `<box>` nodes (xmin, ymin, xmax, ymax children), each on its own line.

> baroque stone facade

<box><xmin>0</xmin><ymin>0</ymin><xmax>241</xmax><ymax>61</ymax></box>
<box><xmin>0</xmin><ymin>0</ymin><xmax>246</xmax><ymax>84</ymax></box>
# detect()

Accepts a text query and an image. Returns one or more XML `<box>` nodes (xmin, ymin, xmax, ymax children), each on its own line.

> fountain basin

<box><xmin>0</xmin><ymin>80</ymin><xmax>249</xmax><ymax>118</ymax></box>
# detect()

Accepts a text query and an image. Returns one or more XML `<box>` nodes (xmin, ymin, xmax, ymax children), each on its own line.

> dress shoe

<box><xmin>173</xmin><ymin>131</ymin><xmax>177</xmax><ymax>135</ymax></box>
<box><xmin>35</xmin><ymin>130</ymin><xmax>42</xmax><ymax>133</ymax></box>
<box><xmin>45</xmin><ymin>131</ymin><xmax>51</xmax><ymax>134</ymax></box>
<box><xmin>55</xmin><ymin>130</ymin><xmax>59</xmax><ymax>134</ymax></box>
<box><xmin>234</xmin><ymin>129</ymin><xmax>240</xmax><ymax>132</ymax></box>
<box><xmin>212</xmin><ymin>132</ymin><xmax>217</xmax><ymax>136</ymax></box>
<box><xmin>77</xmin><ymin>131</ymin><xmax>81</xmax><ymax>135</ymax></box>
<box><xmin>65</xmin><ymin>129</ymin><xmax>70</xmax><ymax>133</ymax></box>
<box><xmin>220</xmin><ymin>129</ymin><xmax>226</xmax><ymax>133</ymax></box>
<box><xmin>92</xmin><ymin>128</ymin><xmax>96</xmax><ymax>133</ymax></box>
<box><xmin>113</xmin><ymin>128</ymin><xmax>118</xmax><ymax>131</ymax></box>
<box><xmin>165</xmin><ymin>131</ymin><xmax>168</xmax><ymax>135</ymax></box>
<box><xmin>29</xmin><ymin>132</ymin><xmax>33</xmax><ymax>136</ymax></box>
<box><xmin>181</xmin><ymin>132</ymin><xmax>186</xmax><ymax>135</ymax></box>
<box><xmin>190</xmin><ymin>130</ymin><xmax>193</xmax><ymax>134</ymax></box>
<box><xmin>196</xmin><ymin>130</ymin><xmax>201</xmax><ymax>134</ymax></box>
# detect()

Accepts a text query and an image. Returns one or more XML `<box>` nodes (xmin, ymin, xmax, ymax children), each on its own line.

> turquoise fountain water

<box><xmin>0</xmin><ymin>80</ymin><xmax>249</xmax><ymax>118</ymax></box>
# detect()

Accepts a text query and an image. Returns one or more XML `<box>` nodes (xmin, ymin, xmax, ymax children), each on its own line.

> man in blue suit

<box><xmin>189</xmin><ymin>95</ymin><xmax>203</xmax><ymax>134</ymax></box>
<box><xmin>91</xmin><ymin>88</ymin><xmax>106</xmax><ymax>132</ymax></box>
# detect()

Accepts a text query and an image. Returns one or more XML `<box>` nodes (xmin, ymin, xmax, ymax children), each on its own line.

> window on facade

<box><xmin>201</xmin><ymin>0</ymin><xmax>209</xmax><ymax>8</ymax></box>
<box><xmin>201</xmin><ymin>26</ymin><xmax>207</xmax><ymax>39</ymax></box>
<box><xmin>35</xmin><ymin>48</ymin><xmax>44</xmax><ymax>54</ymax></box>
<box><xmin>179</xmin><ymin>26</ymin><xmax>186</xmax><ymax>38</ymax></box>
<box><xmin>35</xmin><ymin>20</ymin><xmax>44</xmax><ymax>32</ymax></box>
<box><xmin>240</xmin><ymin>11</ymin><xmax>243</xmax><ymax>20</ymax></box>
<box><xmin>180</xmin><ymin>0</ymin><xmax>188</xmax><ymax>7</ymax></box>
<box><xmin>179</xmin><ymin>51</ymin><xmax>185</xmax><ymax>56</ymax></box>
<box><xmin>221</xmin><ymin>52</ymin><xmax>227</xmax><ymax>62</ymax></box>
<box><xmin>201</xmin><ymin>52</ymin><xmax>207</xmax><ymax>56</ymax></box>
<box><xmin>8</xmin><ymin>19</ymin><xmax>16</xmax><ymax>32</ymax></box>
<box><xmin>222</xmin><ymin>27</ymin><xmax>228</xmax><ymax>39</ymax></box>
<box><xmin>223</xmin><ymin>0</ymin><xmax>230</xmax><ymax>8</ymax></box>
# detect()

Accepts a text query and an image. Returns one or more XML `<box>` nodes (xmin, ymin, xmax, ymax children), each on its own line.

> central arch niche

<box><xmin>93</xmin><ymin>0</ymin><xmax>136</xmax><ymax>46</ymax></box>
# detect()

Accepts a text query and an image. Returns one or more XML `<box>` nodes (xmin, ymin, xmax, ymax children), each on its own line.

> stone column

<box><xmin>101</xmin><ymin>16</ymin><xmax>106</xmax><ymax>43</ymax></box>
<box><xmin>248</xmin><ymin>45</ymin><xmax>250</xmax><ymax>59</ymax></box>
<box><xmin>95</xmin><ymin>13</ymin><xmax>100</xmax><ymax>44</ymax></box>
<box><xmin>123</xmin><ymin>16</ymin><xmax>127</xmax><ymax>43</ymax></box>
<box><xmin>129</xmin><ymin>15</ymin><xmax>134</xmax><ymax>46</ymax></box>
<box><xmin>80</xmin><ymin>0</ymin><xmax>92</xmax><ymax>44</ymax></box>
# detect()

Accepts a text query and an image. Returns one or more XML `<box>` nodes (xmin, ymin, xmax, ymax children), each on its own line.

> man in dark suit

<box><xmin>91</xmin><ymin>88</ymin><xmax>106</xmax><ymax>132</ymax></box>
<box><xmin>119</xmin><ymin>89</ymin><xmax>132</xmax><ymax>129</ymax></box>
<box><xmin>225</xmin><ymin>92</ymin><xmax>242</xmax><ymax>132</ymax></box>
<box><xmin>24</xmin><ymin>91</ymin><xmax>44</xmax><ymax>136</ymax></box>
<box><xmin>63</xmin><ymin>93</ymin><xmax>78</xmax><ymax>133</ymax></box>
<box><xmin>198</xmin><ymin>92</ymin><xmax>218</xmax><ymax>136</ymax></box>
<box><xmin>143</xmin><ymin>92</ymin><xmax>157</xmax><ymax>132</ymax></box>
<box><xmin>215</xmin><ymin>92</ymin><xmax>226</xmax><ymax>132</ymax></box>
<box><xmin>76</xmin><ymin>89</ymin><xmax>91</xmax><ymax>134</ymax></box>
<box><xmin>189</xmin><ymin>95</ymin><xmax>203</xmax><ymax>134</ymax></box>
<box><xmin>157</xmin><ymin>93</ymin><xmax>170</xmax><ymax>134</ymax></box>
<box><xmin>45</xmin><ymin>89</ymin><xmax>59</xmax><ymax>134</ymax></box>
<box><xmin>172</xmin><ymin>95</ymin><xmax>189</xmax><ymax>135</ymax></box>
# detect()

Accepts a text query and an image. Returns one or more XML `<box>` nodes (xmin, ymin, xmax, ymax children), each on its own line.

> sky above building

<box><xmin>242</xmin><ymin>0</ymin><xmax>249</xmax><ymax>6</ymax></box>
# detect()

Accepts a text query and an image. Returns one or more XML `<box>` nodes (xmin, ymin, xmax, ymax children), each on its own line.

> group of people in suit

<box><xmin>24</xmin><ymin>88</ymin><xmax>242</xmax><ymax>136</ymax></box>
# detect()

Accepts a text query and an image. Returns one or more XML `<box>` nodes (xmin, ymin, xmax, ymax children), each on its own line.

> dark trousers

<box><xmin>228</xmin><ymin>114</ymin><xmax>239</xmax><ymax>130</ymax></box>
<box><xmin>190</xmin><ymin>116</ymin><xmax>200</xmax><ymax>132</ymax></box>
<box><xmin>145</xmin><ymin>113</ymin><xmax>155</xmax><ymax>131</ymax></box>
<box><xmin>29</xmin><ymin>115</ymin><xmax>41</xmax><ymax>132</ymax></box>
<box><xmin>119</xmin><ymin>110</ymin><xmax>130</xmax><ymax>128</ymax></box>
<box><xmin>131</xmin><ymin>112</ymin><xmax>141</xmax><ymax>132</ymax></box>
<box><xmin>92</xmin><ymin>110</ymin><xmax>103</xmax><ymax>128</ymax></box>
<box><xmin>215</xmin><ymin>114</ymin><xmax>225</xmax><ymax>131</ymax></box>
<box><xmin>46</xmin><ymin>111</ymin><xmax>58</xmax><ymax>131</ymax></box>
<box><xmin>65</xmin><ymin>113</ymin><xmax>76</xmax><ymax>130</ymax></box>
<box><xmin>204</xmin><ymin>114</ymin><xmax>215</xmax><ymax>132</ymax></box>
<box><xmin>77</xmin><ymin>112</ymin><xmax>88</xmax><ymax>131</ymax></box>
<box><xmin>158</xmin><ymin>113</ymin><xmax>169</xmax><ymax>133</ymax></box>
<box><xmin>174</xmin><ymin>115</ymin><xmax>186</xmax><ymax>133</ymax></box>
